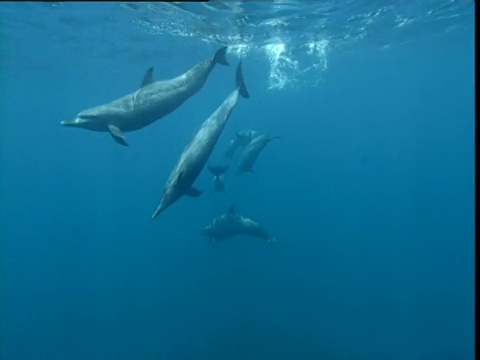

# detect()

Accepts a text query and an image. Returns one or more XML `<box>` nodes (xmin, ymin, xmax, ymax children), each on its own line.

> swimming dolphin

<box><xmin>224</xmin><ymin>129</ymin><xmax>258</xmax><ymax>158</ymax></box>
<box><xmin>207</xmin><ymin>164</ymin><xmax>229</xmax><ymax>193</ymax></box>
<box><xmin>61</xmin><ymin>47</ymin><xmax>229</xmax><ymax>146</ymax></box>
<box><xmin>201</xmin><ymin>204</ymin><xmax>276</xmax><ymax>243</ymax></box>
<box><xmin>237</xmin><ymin>133</ymin><xmax>280</xmax><ymax>176</ymax></box>
<box><xmin>151</xmin><ymin>63</ymin><xmax>249</xmax><ymax>219</ymax></box>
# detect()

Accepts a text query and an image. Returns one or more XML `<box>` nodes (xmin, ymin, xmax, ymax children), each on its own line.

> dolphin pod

<box><xmin>61</xmin><ymin>46</ymin><xmax>280</xmax><ymax>243</ymax></box>
<box><xmin>61</xmin><ymin>47</ymin><xmax>229</xmax><ymax>146</ymax></box>
<box><xmin>151</xmin><ymin>62</ymin><xmax>249</xmax><ymax>219</ymax></box>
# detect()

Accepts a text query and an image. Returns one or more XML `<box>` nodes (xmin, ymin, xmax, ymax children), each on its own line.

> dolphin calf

<box><xmin>151</xmin><ymin>63</ymin><xmax>249</xmax><ymax>219</ymax></box>
<box><xmin>201</xmin><ymin>204</ymin><xmax>276</xmax><ymax>243</ymax></box>
<box><xmin>207</xmin><ymin>164</ymin><xmax>229</xmax><ymax>193</ymax></box>
<box><xmin>61</xmin><ymin>47</ymin><xmax>229</xmax><ymax>146</ymax></box>
<box><xmin>237</xmin><ymin>133</ymin><xmax>280</xmax><ymax>175</ymax></box>
<box><xmin>224</xmin><ymin>129</ymin><xmax>258</xmax><ymax>158</ymax></box>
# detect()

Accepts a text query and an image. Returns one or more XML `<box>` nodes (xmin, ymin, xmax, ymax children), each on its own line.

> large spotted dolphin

<box><xmin>151</xmin><ymin>62</ymin><xmax>249</xmax><ymax>219</ymax></box>
<box><xmin>61</xmin><ymin>47</ymin><xmax>229</xmax><ymax>146</ymax></box>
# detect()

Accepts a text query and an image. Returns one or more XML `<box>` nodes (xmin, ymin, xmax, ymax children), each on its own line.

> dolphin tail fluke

<box><xmin>267</xmin><ymin>237</ymin><xmax>277</xmax><ymax>244</ymax></box>
<box><xmin>236</xmin><ymin>62</ymin><xmax>250</xmax><ymax>99</ymax></box>
<box><xmin>214</xmin><ymin>46</ymin><xmax>229</xmax><ymax>66</ymax></box>
<box><xmin>207</xmin><ymin>164</ymin><xmax>229</xmax><ymax>176</ymax></box>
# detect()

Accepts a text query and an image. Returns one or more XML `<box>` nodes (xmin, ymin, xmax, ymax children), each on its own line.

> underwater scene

<box><xmin>0</xmin><ymin>1</ymin><xmax>475</xmax><ymax>359</ymax></box>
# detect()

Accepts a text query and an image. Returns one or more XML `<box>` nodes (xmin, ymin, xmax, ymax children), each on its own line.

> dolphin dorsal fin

<box><xmin>228</xmin><ymin>204</ymin><xmax>236</xmax><ymax>215</ymax></box>
<box><xmin>140</xmin><ymin>67</ymin><xmax>154</xmax><ymax>88</ymax></box>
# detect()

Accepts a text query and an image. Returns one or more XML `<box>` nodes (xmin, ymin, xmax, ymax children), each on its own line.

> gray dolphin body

<box><xmin>237</xmin><ymin>134</ymin><xmax>280</xmax><ymax>175</ymax></box>
<box><xmin>224</xmin><ymin>129</ymin><xmax>258</xmax><ymax>158</ymax></box>
<box><xmin>151</xmin><ymin>63</ymin><xmax>249</xmax><ymax>219</ymax></box>
<box><xmin>61</xmin><ymin>47</ymin><xmax>229</xmax><ymax>146</ymax></box>
<box><xmin>201</xmin><ymin>205</ymin><xmax>276</xmax><ymax>243</ymax></box>
<box><xmin>207</xmin><ymin>164</ymin><xmax>229</xmax><ymax>193</ymax></box>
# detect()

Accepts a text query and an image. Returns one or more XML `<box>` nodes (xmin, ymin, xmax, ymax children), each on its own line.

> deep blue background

<box><xmin>0</xmin><ymin>10</ymin><xmax>475</xmax><ymax>360</ymax></box>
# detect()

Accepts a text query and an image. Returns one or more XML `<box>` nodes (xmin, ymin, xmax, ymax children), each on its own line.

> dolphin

<box><xmin>201</xmin><ymin>204</ymin><xmax>276</xmax><ymax>243</ymax></box>
<box><xmin>61</xmin><ymin>47</ymin><xmax>229</xmax><ymax>146</ymax></box>
<box><xmin>151</xmin><ymin>63</ymin><xmax>249</xmax><ymax>219</ymax></box>
<box><xmin>224</xmin><ymin>129</ymin><xmax>258</xmax><ymax>158</ymax></box>
<box><xmin>207</xmin><ymin>164</ymin><xmax>229</xmax><ymax>193</ymax></box>
<box><xmin>237</xmin><ymin>133</ymin><xmax>280</xmax><ymax>176</ymax></box>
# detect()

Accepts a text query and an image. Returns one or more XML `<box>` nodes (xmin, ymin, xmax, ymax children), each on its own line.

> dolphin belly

<box><xmin>100</xmin><ymin>85</ymin><xmax>191</xmax><ymax>132</ymax></box>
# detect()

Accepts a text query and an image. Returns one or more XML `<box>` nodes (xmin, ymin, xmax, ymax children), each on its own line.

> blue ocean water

<box><xmin>0</xmin><ymin>1</ymin><xmax>475</xmax><ymax>359</ymax></box>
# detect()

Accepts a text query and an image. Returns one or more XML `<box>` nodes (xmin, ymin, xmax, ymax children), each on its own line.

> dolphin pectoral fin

<box><xmin>140</xmin><ymin>67</ymin><xmax>154</xmax><ymax>88</ymax></box>
<box><xmin>186</xmin><ymin>186</ymin><xmax>203</xmax><ymax>197</ymax></box>
<box><xmin>107</xmin><ymin>124</ymin><xmax>129</xmax><ymax>147</ymax></box>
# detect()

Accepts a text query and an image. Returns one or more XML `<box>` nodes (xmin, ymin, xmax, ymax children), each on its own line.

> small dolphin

<box><xmin>207</xmin><ymin>164</ymin><xmax>229</xmax><ymax>193</ymax></box>
<box><xmin>224</xmin><ymin>129</ymin><xmax>258</xmax><ymax>158</ymax></box>
<box><xmin>151</xmin><ymin>63</ymin><xmax>249</xmax><ymax>219</ymax></box>
<box><xmin>61</xmin><ymin>47</ymin><xmax>229</xmax><ymax>146</ymax></box>
<box><xmin>237</xmin><ymin>134</ymin><xmax>280</xmax><ymax>176</ymax></box>
<box><xmin>201</xmin><ymin>204</ymin><xmax>276</xmax><ymax>243</ymax></box>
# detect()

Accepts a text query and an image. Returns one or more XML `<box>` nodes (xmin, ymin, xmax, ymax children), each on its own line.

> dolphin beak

<box><xmin>60</xmin><ymin>119</ymin><xmax>77</xmax><ymax>127</ymax></box>
<box><xmin>151</xmin><ymin>204</ymin><xmax>166</xmax><ymax>220</ymax></box>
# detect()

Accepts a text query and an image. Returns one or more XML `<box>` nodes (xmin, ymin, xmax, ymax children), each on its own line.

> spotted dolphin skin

<box><xmin>237</xmin><ymin>133</ymin><xmax>281</xmax><ymax>175</ymax></box>
<box><xmin>151</xmin><ymin>63</ymin><xmax>249</xmax><ymax>219</ymax></box>
<box><xmin>201</xmin><ymin>204</ymin><xmax>276</xmax><ymax>243</ymax></box>
<box><xmin>61</xmin><ymin>47</ymin><xmax>229</xmax><ymax>146</ymax></box>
